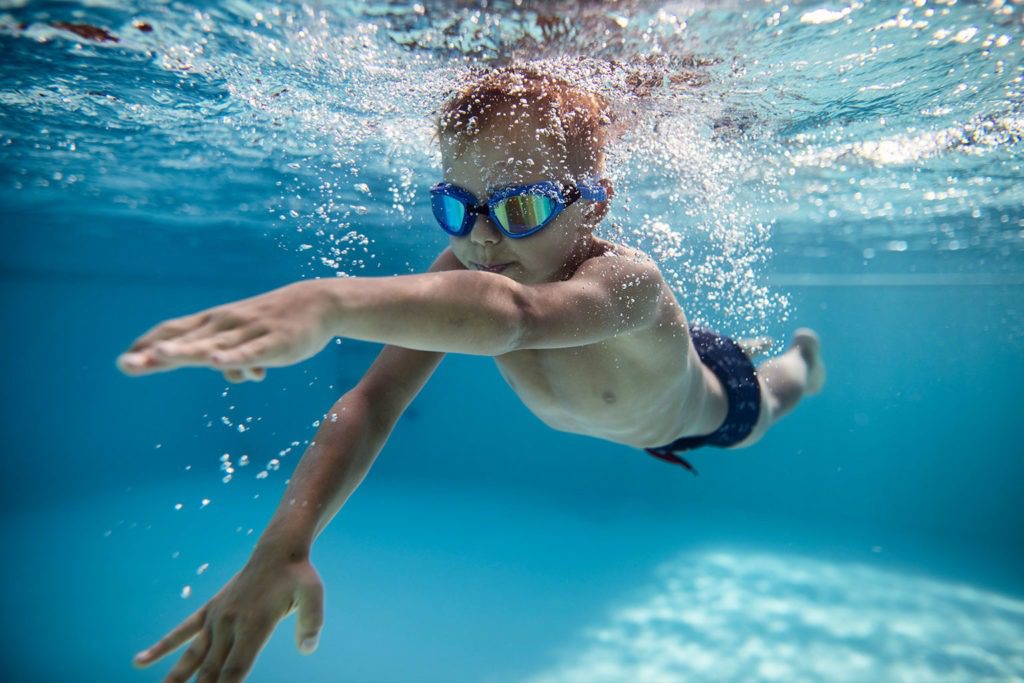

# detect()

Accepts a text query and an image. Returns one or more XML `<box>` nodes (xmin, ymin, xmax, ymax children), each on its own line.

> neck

<box><xmin>556</xmin><ymin>233</ymin><xmax>601</xmax><ymax>281</ymax></box>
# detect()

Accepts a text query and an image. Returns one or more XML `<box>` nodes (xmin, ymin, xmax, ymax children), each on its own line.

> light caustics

<box><xmin>526</xmin><ymin>550</ymin><xmax>1024</xmax><ymax>682</ymax></box>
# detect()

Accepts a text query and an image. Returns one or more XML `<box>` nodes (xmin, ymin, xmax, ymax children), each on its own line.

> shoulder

<box><xmin>552</xmin><ymin>239</ymin><xmax>668</xmax><ymax>323</ymax></box>
<box><xmin>571</xmin><ymin>239</ymin><xmax>663</xmax><ymax>286</ymax></box>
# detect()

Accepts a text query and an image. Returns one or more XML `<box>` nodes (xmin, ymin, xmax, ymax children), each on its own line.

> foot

<box><xmin>792</xmin><ymin>328</ymin><xmax>826</xmax><ymax>395</ymax></box>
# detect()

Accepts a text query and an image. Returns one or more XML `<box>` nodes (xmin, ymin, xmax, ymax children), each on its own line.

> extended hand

<box><xmin>117</xmin><ymin>281</ymin><xmax>334</xmax><ymax>378</ymax></box>
<box><xmin>133</xmin><ymin>552</ymin><xmax>325</xmax><ymax>683</ymax></box>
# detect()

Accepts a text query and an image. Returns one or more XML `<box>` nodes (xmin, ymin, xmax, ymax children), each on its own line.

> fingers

<box><xmin>210</xmin><ymin>336</ymin><xmax>284</xmax><ymax>369</ymax></box>
<box><xmin>121</xmin><ymin>326</ymin><xmax>267</xmax><ymax>375</ymax></box>
<box><xmin>222</xmin><ymin>367</ymin><xmax>266</xmax><ymax>384</ymax></box>
<box><xmin>119</xmin><ymin>314</ymin><xmax>213</xmax><ymax>373</ymax></box>
<box><xmin>217</xmin><ymin>621</ymin><xmax>275</xmax><ymax>683</ymax></box>
<box><xmin>154</xmin><ymin>327</ymin><xmax>267</xmax><ymax>366</ymax></box>
<box><xmin>127</xmin><ymin>312</ymin><xmax>212</xmax><ymax>354</ymax></box>
<box><xmin>193</xmin><ymin>620</ymin><xmax>234</xmax><ymax>683</ymax></box>
<box><xmin>137</xmin><ymin>608</ymin><xmax>275</xmax><ymax>683</ymax></box>
<box><xmin>118</xmin><ymin>311</ymin><xmax>263</xmax><ymax>376</ymax></box>
<box><xmin>134</xmin><ymin>606</ymin><xmax>206</xmax><ymax>668</ymax></box>
<box><xmin>118</xmin><ymin>348</ymin><xmax>197</xmax><ymax>376</ymax></box>
<box><xmin>163</xmin><ymin>630</ymin><xmax>211</xmax><ymax>683</ymax></box>
<box><xmin>118</xmin><ymin>349</ymin><xmax>178</xmax><ymax>376</ymax></box>
<box><xmin>245</xmin><ymin>367</ymin><xmax>267</xmax><ymax>382</ymax></box>
<box><xmin>294</xmin><ymin>575</ymin><xmax>325</xmax><ymax>654</ymax></box>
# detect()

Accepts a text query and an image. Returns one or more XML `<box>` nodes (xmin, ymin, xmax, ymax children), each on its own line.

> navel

<box><xmin>602</xmin><ymin>390</ymin><xmax>616</xmax><ymax>404</ymax></box>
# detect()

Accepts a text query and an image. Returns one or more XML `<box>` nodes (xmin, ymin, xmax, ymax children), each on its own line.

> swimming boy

<box><xmin>119</xmin><ymin>67</ymin><xmax>824</xmax><ymax>682</ymax></box>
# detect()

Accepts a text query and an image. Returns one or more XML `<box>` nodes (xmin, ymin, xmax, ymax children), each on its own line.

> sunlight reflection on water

<box><xmin>526</xmin><ymin>550</ymin><xmax>1024</xmax><ymax>682</ymax></box>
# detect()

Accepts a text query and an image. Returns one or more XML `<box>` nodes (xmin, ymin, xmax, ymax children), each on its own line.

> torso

<box><xmin>492</xmin><ymin>243</ymin><xmax>719</xmax><ymax>448</ymax></box>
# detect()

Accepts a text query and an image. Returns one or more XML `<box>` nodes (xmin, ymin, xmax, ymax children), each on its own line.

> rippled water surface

<box><xmin>4</xmin><ymin>1</ymin><xmax>1022</xmax><ymax>304</ymax></box>
<box><xmin>2</xmin><ymin>2</ymin><xmax>1023</xmax><ymax>682</ymax></box>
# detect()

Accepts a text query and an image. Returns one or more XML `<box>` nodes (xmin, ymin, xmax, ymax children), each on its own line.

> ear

<box><xmin>583</xmin><ymin>177</ymin><xmax>614</xmax><ymax>226</ymax></box>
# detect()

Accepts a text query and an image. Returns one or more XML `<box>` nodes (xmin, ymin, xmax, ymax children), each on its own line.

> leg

<box><xmin>734</xmin><ymin>328</ymin><xmax>825</xmax><ymax>447</ymax></box>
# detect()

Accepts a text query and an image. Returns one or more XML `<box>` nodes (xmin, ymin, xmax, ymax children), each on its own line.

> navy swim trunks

<box><xmin>644</xmin><ymin>328</ymin><xmax>762</xmax><ymax>475</ymax></box>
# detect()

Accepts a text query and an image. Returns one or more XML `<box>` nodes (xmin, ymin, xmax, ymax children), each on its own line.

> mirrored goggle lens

<box><xmin>493</xmin><ymin>193</ymin><xmax>557</xmax><ymax>235</ymax></box>
<box><xmin>432</xmin><ymin>194</ymin><xmax>467</xmax><ymax>234</ymax></box>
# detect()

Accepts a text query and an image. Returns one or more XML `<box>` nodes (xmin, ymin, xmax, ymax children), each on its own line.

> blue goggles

<box><xmin>430</xmin><ymin>179</ymin><xmax>607</xmax><ymax>239</ymax></box>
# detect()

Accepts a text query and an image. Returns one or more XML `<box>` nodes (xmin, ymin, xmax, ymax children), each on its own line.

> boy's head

<box><xmin>435</xmin><ymin>66</ymin><xmax>614</xmax><ymax>284</ymax></box>
<box><xmin>439</xmin><ymin>66</ymin><xmax>611</xmax><ymax>178</ymax></box>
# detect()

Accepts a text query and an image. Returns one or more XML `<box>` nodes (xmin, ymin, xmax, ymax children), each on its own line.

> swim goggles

<box><xmin>429</xmin><ymin>179</ymin><xmax>607</xmax><ymax>239</ymax></box>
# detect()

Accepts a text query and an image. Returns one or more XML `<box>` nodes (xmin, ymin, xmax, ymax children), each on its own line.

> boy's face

<box><xmin>439</xmin><ymin>111</ymin><xmax>606</xmax><ymax>285</ymax></box>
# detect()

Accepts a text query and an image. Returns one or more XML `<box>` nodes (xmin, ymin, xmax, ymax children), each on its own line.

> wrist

<box><xmin>254</xmin><ymin>512</ymin><xmax>317</xmax><ymax>561</ymax></box>
<box><xmin>251</xmin><ymin>535</ymin><xmax>312</xmax><ymax>564</ymax></box>
<box><xmin>310</xmin><ymin>277</ymin><xmax>347</xmax><ymax>338</ymax></box>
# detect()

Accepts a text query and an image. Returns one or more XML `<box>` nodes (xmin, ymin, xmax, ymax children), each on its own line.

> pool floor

<box><xmin>2</xmin><ymin>476</ymin><xmax>1022</xmax><ymax>682</ymax></box>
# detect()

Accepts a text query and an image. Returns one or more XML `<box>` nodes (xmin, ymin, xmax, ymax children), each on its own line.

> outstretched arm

<box><xmin>322</xmin><ymin>246</ymin><xmax>664</xmax><ymax>352</ymax></box>
<box><xmin>117</xmin><ymin>245</ymin><xmax>664</xmax><ymax>375</ymax></box>
<box><xmin>131</xmin><ymin>263</ymin><xmax>451</xmax><ymax>682</ymax></box>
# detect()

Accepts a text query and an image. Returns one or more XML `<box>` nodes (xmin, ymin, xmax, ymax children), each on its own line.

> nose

<box><xmin>468</xmin><ymin>213</ymin><xmax>503</xmax><ymax>246</ymax></box>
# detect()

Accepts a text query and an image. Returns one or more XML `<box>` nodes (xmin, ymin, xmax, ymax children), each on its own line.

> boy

<box><xmin>120</xmin><ymin>67</ymin><xmax>824</xmax><ymax>682</ymax></box>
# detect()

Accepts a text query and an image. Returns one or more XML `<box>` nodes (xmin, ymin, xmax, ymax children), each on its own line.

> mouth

<box><xmin>471</xmin><ymin>262</ymin><xmax>513</xmax><ymax>274</ymax></box>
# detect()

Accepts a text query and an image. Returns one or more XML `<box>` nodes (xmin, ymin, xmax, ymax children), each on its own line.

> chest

<box><xmin>493</xmin><ymin>339</ymin><xmax>665</xmax><ymax>421</ymax></box>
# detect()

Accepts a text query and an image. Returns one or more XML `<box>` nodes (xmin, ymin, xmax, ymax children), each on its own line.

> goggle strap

<box><xmin>577</xmin><ymin>181</ymin><xmax>607</xmax><ymax>202</ymax></box>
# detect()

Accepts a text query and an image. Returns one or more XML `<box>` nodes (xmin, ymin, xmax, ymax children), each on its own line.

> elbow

<box><xmin>464</xmin><ymin>274</ymin><xmax>531</xmax><ymax>355</ymax></box>
<box><xmin>503</xmin><ymin>281</ymin><xmax>534</xmax><ymax>353</ymax></box>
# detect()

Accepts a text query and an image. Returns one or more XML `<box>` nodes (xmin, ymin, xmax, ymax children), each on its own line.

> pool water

<box><xmin>1</xmin><ymin>1</ymin><xmax>1023</xmax><ymax>681</ymax></box>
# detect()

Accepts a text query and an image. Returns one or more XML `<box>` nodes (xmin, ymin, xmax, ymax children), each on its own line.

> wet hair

<box><xmin>437</xmin><ymin>65</ymin><xmax>611</xmax><ymax>176</ymax></box>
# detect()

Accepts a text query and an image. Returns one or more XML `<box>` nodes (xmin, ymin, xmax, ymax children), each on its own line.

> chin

<box><xmin>493</xmin><ymin>268</ymin><xmax>524</xmax><ymax>282</ymax></box>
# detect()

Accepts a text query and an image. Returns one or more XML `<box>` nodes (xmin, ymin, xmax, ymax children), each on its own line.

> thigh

<box><xmin>729</xmin><ymin>375</ymin><xmax>775</xmax><ymax>449</ymax></box>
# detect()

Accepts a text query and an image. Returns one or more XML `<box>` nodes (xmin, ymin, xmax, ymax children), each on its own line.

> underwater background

<box><xmin>1</xmin><ymin>1</ymin><xmax>1022</xmax><ymax>681</ymax></box>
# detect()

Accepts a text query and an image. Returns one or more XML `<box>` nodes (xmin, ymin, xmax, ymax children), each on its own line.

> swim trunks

<box><xmin>644</xmin><ymin>328</ymin><xmax>762</xmax><ymax>475</ymax></box>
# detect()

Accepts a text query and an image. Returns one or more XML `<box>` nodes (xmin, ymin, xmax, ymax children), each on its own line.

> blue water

<box><xmin>2</xmin><ymin>1</ymin><xmax>1023</xmax><ymax>682</ymax></box>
